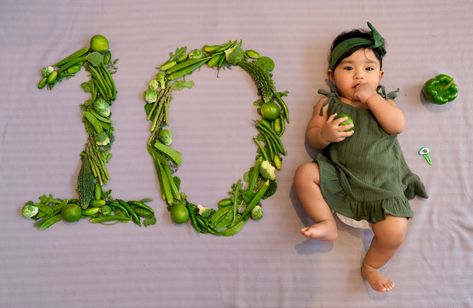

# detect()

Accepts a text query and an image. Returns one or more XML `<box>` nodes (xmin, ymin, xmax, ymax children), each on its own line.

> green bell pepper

<box><xmin>422</xmin><ymin>74</ymin><xmax>458</xmax><ymax>104</ymax></box>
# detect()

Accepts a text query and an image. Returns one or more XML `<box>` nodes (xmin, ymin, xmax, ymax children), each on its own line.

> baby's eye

<box><xmin>343</xmin><ymin>66</ymin><xmax>353</xmax><ymax>71</ymax></box>
<box><xmin>366</xmin><ymin>67</ymin><xmax>375</xmax><ymax>71</ymax></box>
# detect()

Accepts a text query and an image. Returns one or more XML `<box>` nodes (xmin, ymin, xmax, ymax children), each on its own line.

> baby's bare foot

<box><xmin>300</xmin><ymin>220</ymin><xmax>337</xmax><ymax>241</ymax></box>
<box><xmin>361</xmin><ymin>264</ymin><xmax>395</xmax><ymax>292</ymax></box>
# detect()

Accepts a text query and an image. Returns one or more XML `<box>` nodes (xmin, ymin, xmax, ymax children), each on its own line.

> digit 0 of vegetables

<box><xmin>143</xmin><ymin>40</ymin><xmax>289</xmax><ymax>236</ymax></box>
<box><xmin>23</xmin><ymin>35</ymin><xmax>156</xmax><ymax>229</ymax></box>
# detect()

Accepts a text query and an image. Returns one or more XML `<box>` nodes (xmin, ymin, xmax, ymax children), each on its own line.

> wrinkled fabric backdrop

<box><xmin>1</xmin><ymin>0</ymin><xmax>472</xmax><ymax>307</ymax></box>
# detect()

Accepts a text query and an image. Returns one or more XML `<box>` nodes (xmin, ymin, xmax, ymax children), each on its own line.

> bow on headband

<box><xmin>329</xmin><ymin>22</ymin><xmax>386</xmax><ymax>69</ymax></box>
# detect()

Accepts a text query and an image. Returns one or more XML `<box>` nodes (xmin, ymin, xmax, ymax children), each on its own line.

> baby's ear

<box><xmin>327</xmin><ymin>69</ymin><xmax>334</xmax><ymax>82</ymax></box>
<box><xmin>379</xmin><ymin>70</ymin><xmax>384</xmax><ymax>79</ymax></box>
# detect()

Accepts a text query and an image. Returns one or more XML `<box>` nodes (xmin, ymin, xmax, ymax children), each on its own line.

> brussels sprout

<box><xmin>41</xmin><ymin>66</ymin><xmax>54</xmax><ymax>77</ymax></box>
<box><xmin>93</xmin><ymin>98</ymin><xmax>111</xmax><ymax>117</ymax></box>
<box><xmin>144</xmin><ymin>89</ymin><xmax>158</xmax><ymax>103</ymax></box>
<box><xmin>225</xmin><ymin>45</ymin><xmax>245</xmax><ymax>65</ymax></box>
<box><xmin>22</xmin><ymin>202</ymin><xmax>39</xmax><ymax>218</ymax></box>
<box><xmin>96</xmin><ymin>131</ymin><xmax>110</xmax><ymax>146</ymax></box>
<box><xmin>197</xmin><ymin>204</ymin><xmax>214</xmax><ymax>218</ymax></box>
<box><xmin>251</xmin><ymin>205</ymin><xmax>263</xmax><ymax>220</ymax></box>
<box><xmin>158</xmin><ymin>129</ymin><xmax>172</xmax><ymax>146</ymax></box>
<box><xmin>260</xmin><ymin>160</ymin><xmax>276</xmax><ymax>181</ymax></box>
<box><xmin>148</xmin><ymin>79</ymin><xmax>159</xmax><ymax>91</ymax></box>
<box><xmin>189</xmin><ymin>49</ymin><xmax>204</xmax><ymax>59</ymax></box>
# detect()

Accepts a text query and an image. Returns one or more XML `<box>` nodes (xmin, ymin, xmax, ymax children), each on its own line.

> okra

<box><xmin>165</xmin><ymin>57</ymin><xmax>210</xmax><ymax>75</ymax></box>
<box><xmin>89</xmin><ymin>215</ymin><xmax>130</xmax><ymax>224</ymax></box>
<box><xmin>167</xmin><ymin>59</ymin><xmax>209</xmax><ymax>80</ymax></box>
<box><xmin>53</xmin><ymin>47</ymin><xmax>89</xmax><ymax>67</ymax></box>
<box><xmin>241</xmin><ymin>180</ymin><xmax>270</xmax><ymax>219</ymax></box>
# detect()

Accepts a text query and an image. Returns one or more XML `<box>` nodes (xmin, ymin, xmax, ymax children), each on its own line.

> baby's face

<box><xmin>330</xmin><ymin>48</ymin><xmax>383</xmax><ymax>101</ymax></box>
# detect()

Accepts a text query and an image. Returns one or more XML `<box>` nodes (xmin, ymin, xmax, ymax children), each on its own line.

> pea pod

<box><xmin>128</xmin><ymin>200</ymin><xmax>155</xmax><ymax>214</ymax></box>
<box><xmin>82</xmin><ymin>207</ymin><xmax>100</xmax><ymax>216</ymax></box>
<box><xmin>39</xmin><ymin>214</ymin><xmax>63</xmax><ymax>230</ymax></box>
<box><xmin>159</xmin><ymin>61</ymin><xmax>177</xmax><ymax>71</ymax></box>
<box><xmin>83</xmin><ymin>111</ymin><xmax>104</xmax><ymax>134</ymax></box>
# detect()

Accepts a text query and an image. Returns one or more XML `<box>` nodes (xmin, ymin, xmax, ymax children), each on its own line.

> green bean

<box><xmin>53</xmin><ymin>47</ymin><xmax>89</xmax><ymax>67</ymax></box>
<box><xmin>109</xmin><ymin>201</ymin><xmax>130</xmax><ymax>216</ymax></box>
<box><xmin>87</xmin><ymin>65</ymin><xmax>111</xmax><ymax>99</ymax></box>
<box><xmin>128</xmin><ymin>201</ymin><xmax>155</xmax><ymax>214</ymax></box>
<box><xmin>274</xmin><ymin>93</ymin><xmax>290</xmax><ymax>123</ymax></box>
<box><xmin>118</xmin><ymin>200</ymin><xmax>141</xmax><ymax>226</ymax></box>
<box><xmin>253</xmin><ymin>137</ymin><xmax>269</xmax><ymax>162</ymax></box>
<box><xmin>99</xmin><ymin>64</ymin><xmax>116</xmax><ymax>99</ymax></box>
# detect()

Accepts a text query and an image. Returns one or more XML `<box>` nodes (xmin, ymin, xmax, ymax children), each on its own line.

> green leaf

<box><xmin>87</xmin><ymin>52</ymin><xmax>104</xmax><ymax>67</ymax></box>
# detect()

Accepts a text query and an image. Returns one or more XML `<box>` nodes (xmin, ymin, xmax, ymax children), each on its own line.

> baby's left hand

<box><xmin>354</xmin><ymin>83</ymin><xmax>378</xmax><ymax>103</ymax></box>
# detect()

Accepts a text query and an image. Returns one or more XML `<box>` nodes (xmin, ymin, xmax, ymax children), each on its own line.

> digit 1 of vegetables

<box><xmin>25</xmin><ymin>35</ymin><xmax>157</xmax><ymax>229</ymax></box>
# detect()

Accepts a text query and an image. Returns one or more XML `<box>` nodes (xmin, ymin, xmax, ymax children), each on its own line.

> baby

<box><xmin>293</xmin><ymin>22</ymin><xmax>428</xmax><ymax>292</ymax></box>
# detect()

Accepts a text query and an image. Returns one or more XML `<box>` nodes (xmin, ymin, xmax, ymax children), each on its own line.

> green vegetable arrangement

<box><xmin>422</xmin><ymin>74</ymin><xmax>458</xmax><ymax>104</ymax></box>
<box><xmin>143</xmin><ymin>40</ymin><xmax>289</xmax><ymax>236</ymax></box>
<box><xmin>23</xmin><ymin>35</ymin><xmax>156</xmax><ymax>229</ymax></box>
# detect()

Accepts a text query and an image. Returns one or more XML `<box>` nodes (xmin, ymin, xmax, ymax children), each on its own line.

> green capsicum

<box><xmin>422</xmin><ymin>74</ymin><xmax>458</xmax><ymax>104</ymax></box>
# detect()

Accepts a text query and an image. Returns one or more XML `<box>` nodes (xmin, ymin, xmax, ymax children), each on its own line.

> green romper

<box><xmin>315</xmin><ymin>88</ymin><xmax>428</xmax><ymax>225</ymax></box>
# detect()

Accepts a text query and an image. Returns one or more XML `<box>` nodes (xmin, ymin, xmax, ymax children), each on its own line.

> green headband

<box><xmin>329</xmin><ymin>22</ymin><xmax>386</xmax><ymax>69</ymax></box>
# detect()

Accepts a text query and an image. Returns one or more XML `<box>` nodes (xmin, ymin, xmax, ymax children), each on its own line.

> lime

<box><xmin>90</xmin><ymin>34</ymin><xmax>109</xmax><ymax>52</ymax></box>
<box><xmin>61</xmin><ymin>203</ymin><xmax>82</xmax><ymax>222</ymax></box>
<box><xmin>260</xmin><ymin>102</ymin><xmax>281</xmax><ymax>120</ymax></box>
<box><xmin>170</xmin><ymin>204</ymin><xmax>189</xmax><ymax>224</ymax></box>
<box><xmin>334</xmin><ymin>113</ymin><xmax>354</xmax><ymax>132</ymax></box>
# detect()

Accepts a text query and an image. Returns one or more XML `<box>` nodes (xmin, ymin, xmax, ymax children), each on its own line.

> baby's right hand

<box><xmin>320</xmin><ymin>113</ymin><xmax>354</xmax><ymax>143</ymax></box>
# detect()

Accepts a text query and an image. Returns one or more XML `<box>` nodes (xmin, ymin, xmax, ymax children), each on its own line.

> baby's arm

<box><xmin>355</xmin><ymin>84</ymin><xmax>405</xmax><ymax>134</ymax></box>
<box><xmin>306</xmin><ymin>97</ymin><xmax>354</xmax><ymax>150</ymax></box>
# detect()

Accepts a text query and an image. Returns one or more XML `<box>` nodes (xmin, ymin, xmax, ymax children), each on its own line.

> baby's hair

<box><xmin>329</xmin><ymin>29</ymin><xmax>385</xmax><ymax>69</ymax></box>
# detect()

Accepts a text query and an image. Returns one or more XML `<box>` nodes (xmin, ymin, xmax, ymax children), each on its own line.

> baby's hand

<box><xmin>321</xmin><ymin>113</ymin><xmax>354</xmax><ymax>143</ymax></box>
<box><xmin>354</xmin><ymin>83</ymin><xmax>378</xmax><ymax>103</ymax></box>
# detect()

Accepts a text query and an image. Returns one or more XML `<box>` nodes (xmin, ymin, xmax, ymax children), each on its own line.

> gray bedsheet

<box><xmin>1</xmin><ymin>0</ymin><xmax>472</xmax><ymax>307</ymax></box>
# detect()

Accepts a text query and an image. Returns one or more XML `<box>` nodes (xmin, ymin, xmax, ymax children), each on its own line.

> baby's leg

<box><xmin>293</xmin><ymin>162</ymin><xmax>337</xmax><ymax>240</ymax></box>
<box><xmin>361</xmin><ymin>215</ymin><xmax>408</xmax><ymax>292</ymax></box>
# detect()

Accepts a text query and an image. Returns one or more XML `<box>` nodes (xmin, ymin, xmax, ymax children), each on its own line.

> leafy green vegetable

<box><xmin>93</xmin><ymin>98</ymin><xmax>110</xmax><ymax>117</ymax></box>
<box><xmin>87</xmin><ymin>52</ymin><xmax>104</xmax><ymax>67</ymax></box>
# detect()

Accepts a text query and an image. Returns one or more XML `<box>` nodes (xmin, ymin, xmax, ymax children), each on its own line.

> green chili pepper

<box><xmin>422</xmin><ymin>74</ymin><xmax>458</xmax><ymax>104</ymax></box>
